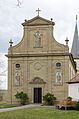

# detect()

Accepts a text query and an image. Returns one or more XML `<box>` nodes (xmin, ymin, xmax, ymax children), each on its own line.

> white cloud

<box><xmin>0</xmin><ymin>0</ymin><xmax>79</xmax><ymax>53</ymax></box>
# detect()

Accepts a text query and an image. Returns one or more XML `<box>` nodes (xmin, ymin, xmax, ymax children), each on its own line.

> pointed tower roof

<box><xmin>71</xmin><ymin>15</ymin><xmax>79</xmax><ymax>58</ymax></box>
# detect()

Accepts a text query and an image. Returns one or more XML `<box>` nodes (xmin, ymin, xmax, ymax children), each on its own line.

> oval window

<box><xmin>16</xmin><ymin>64</ymin><xmax>20</xmax><ymax>68</ymax></box>
<box><xmin>56</xmin><ymin>62</ymin><xmax>61</xmax><ymax>67</ymax></box>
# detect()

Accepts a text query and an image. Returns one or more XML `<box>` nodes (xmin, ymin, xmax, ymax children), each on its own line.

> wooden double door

<box><xmin>34</xmin><ymin>88</ymin><xmax>42</xmax><ymax>103</ymax></box>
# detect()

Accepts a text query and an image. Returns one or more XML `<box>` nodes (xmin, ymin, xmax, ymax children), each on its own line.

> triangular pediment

<box><xmin>22</xmin><ymin>16</ymin><xmax>55</xmax><ymax>26</ymax></box>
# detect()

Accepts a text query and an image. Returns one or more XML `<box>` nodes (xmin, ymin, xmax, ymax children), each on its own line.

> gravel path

<box><xmin>0</xmin><ymin>104</ymin><xmax>54</xmax><ymax>112</ymax></box>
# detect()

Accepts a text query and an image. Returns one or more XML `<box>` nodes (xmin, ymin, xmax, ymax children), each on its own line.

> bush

<box><xmin>43</xmin><ymin>93</ymin><xmax>56</xmax><ymax>105</ymax></box>
<box><xmin>76</xmin><ymin>101</ymin><xmax>79</xmax><ymax>110</ymax></box>
<box><xmin>15</xmin><ymin>92</ymin><xmax>29</xmax><ymax>105</ymax></box>
<box><xmin>67</xmin><ymin>97</ymin><xmax>72</xmax><ymax>101</ymax></box>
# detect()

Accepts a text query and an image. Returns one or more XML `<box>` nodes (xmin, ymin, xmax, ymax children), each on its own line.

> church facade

<box><xmin>6</xmin><ymin>14</ymin><xmax>76</xmax><ymax>104</ymax></box>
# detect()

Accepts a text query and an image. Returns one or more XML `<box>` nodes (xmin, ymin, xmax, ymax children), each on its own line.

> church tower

<box><xmin>71</xmin><ymin>15</ymin><xmax>79</xmax><ymax>71</ymax></box>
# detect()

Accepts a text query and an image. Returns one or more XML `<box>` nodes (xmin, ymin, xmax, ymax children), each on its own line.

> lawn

<box><xmin>0</xmin><ymin>101</ymin><xmax>7</xmax><ymax>105</ymax></box>
<box><xmin>0</xmin><ymin>107</ymin><xmax>79</xmax><ymax>119</ymax></box>
<box><xmin>0</xmin><ymin>104</ymin><xmax>20</xmax><ymax>108</ymax></box>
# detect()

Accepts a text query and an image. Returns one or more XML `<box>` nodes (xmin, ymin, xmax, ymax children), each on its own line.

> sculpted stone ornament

<box><xmin>34</xmin><ymin>62</ymin><xmax>42</xmax><ymax>70</ymax></box>
<box><xmin>29</xmin><ymin>77</ymin><xmax>46</xmax><ymax>84</ymax></box>
<box><xmin>34</xmin><ymin>32</ymin><xmax>42</xmax><ymax>48</ymax></box>
<box><xmin>56</xmin><ymin>72</ymin><xmax>62</xmax><ymax>85</ymax></box>
<box><xmin>14</xmin><ymin>72</ymin><xmax>20</xmax><ymax>86</ymax></box>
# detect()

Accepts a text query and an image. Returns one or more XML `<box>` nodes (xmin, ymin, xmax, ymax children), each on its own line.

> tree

<box><xmin>15</xmin><ymin>92</ymin><xmax>29</xmax><ymax>105</ymax></box>
<box><xmin>43</xmin><ymin>93</ymin><xmax>56</xmax><ymax>105</ymax></box>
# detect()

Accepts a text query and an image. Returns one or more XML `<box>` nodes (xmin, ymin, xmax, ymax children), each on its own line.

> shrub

<box><xmin>43</xmin><ymin>93</ymin><xmax>56</xmax><ymax>105</ymax></box>
<box><xmin>67</xmin><ymin>97</ymin><xmax>72</xmax><ymax>101</ymax></box>
<box><xmin>15</xmin><ymin>92</ymin><xmax>29</xmax><ymax>105</ymax></box>
<box><xmin>76</xmin><ymin>101</ymin><xmax>79</xmax><ymax>110</ymax></box>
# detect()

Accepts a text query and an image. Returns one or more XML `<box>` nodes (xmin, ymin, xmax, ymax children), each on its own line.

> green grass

<box><xmin>0</xmin><ymin>107</ymin><xmax>79</xmax><ymax>119</ymax></box>
<box><xmin>0</xmin><ymin>104</ymin><xmax>20</xmax><ymax>108</ymax></box>
<box><xmin>0</xmin><ymin>101</ymin><xmax>7</xmax><ymax>105</ymax></box>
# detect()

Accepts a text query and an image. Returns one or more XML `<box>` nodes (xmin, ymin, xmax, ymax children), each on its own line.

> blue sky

<box><xmin>0</xmin><ymin>0</ymin><xmax>79</xmax><ymax>53</ymax></box>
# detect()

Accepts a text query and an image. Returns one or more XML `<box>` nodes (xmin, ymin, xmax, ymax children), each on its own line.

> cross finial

<box><xmin>36</xmin><ymin>8</ymin><xmax>41</xmax><ymax>16</ymax></box>
<box><xmin>9</xmin><ymin>39</ymin><xmax>13</xmax><ymax>47</ymax></box>
<box><xmin>65</xmin><ymin>37</ymin><xmax>69</xmax><ymax>46</ymax></box>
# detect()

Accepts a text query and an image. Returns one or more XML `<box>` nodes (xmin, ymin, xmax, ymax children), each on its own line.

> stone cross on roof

<box><xmin>36</xmin><ymin>8</ymin><xmax>41</xmax><ymax>16</ymax></box>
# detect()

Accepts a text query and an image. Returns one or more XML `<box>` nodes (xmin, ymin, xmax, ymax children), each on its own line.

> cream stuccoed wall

<box><xmin>69</xmin><ymin>83</ymin><xmax>79</xmax><ymax>101</ymax></box>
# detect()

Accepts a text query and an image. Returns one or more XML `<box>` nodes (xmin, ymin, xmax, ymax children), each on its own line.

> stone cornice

<box><xmin>6</xmin><ymin>53</ymin><xmax>70</xmax><ymax>58</ymax></box>
<box><xmin>5</xmin><ymin>52</ymin><xmax>76</xmax><ymax>72</ymax></box>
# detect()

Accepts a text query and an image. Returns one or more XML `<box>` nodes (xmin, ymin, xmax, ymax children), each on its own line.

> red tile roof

<box><xmin>67</xmin><ymin>74</ymin><xmax>79</xmax><ymax>84</ymax></box>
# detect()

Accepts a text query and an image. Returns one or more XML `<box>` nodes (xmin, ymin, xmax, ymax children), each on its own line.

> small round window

<box><xmin>56</xmin><ymin>62</ymin><xmax>61</xmax><ymax>67</ymax></box>
<box><xmin>16</xmin><ymin>64</ymin><xmax>20</xmax><ymax>68</ymax></box>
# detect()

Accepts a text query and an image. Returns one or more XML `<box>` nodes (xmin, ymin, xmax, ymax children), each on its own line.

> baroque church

<box><xmin>6</xmin><ymin>9</ymin><xmax>77</xmax><ymax>104</ymax></box>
